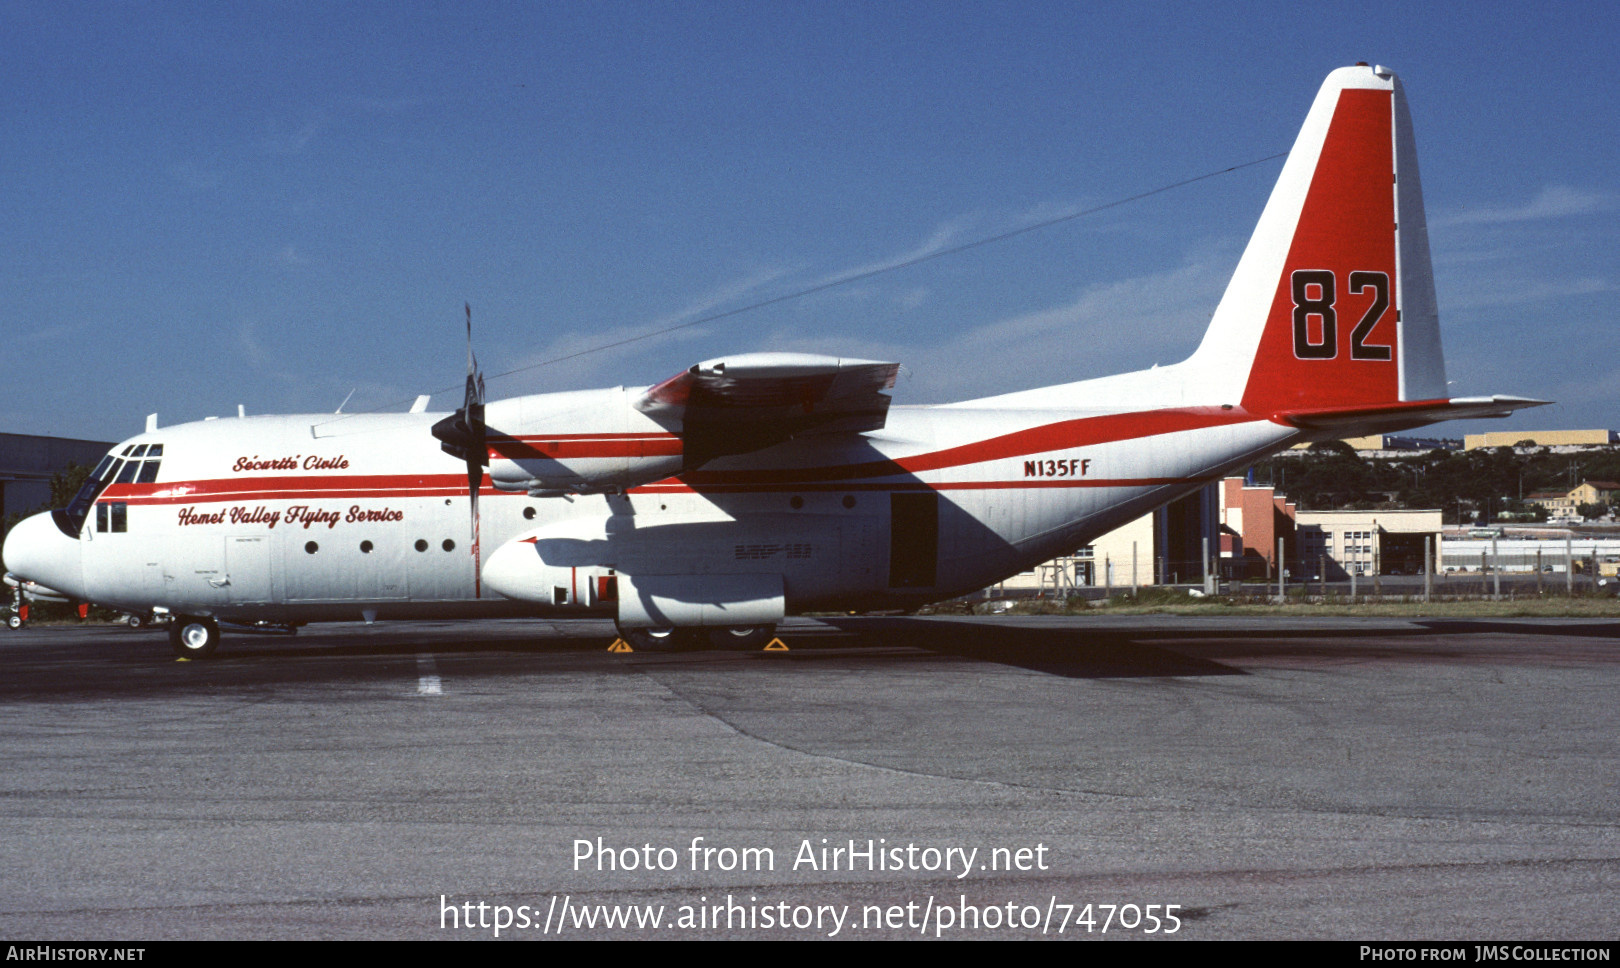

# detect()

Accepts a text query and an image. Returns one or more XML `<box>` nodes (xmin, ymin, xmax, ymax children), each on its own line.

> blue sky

<box><xmin>3</xmin><ymin>1</ymin><xmax>1615</xmax><ymax>443</ymax></box>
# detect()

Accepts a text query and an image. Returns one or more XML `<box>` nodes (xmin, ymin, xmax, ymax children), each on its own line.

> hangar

<box><xmin>0</xmin><ymin>431</ymin><xmax>115</xmax><ymax>538</ymax></box>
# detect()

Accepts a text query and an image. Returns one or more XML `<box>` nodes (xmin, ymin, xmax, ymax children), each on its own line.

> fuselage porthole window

<box><xmin>442</xmin><ymin>539</ymin><xmax>455</xmax><ymax>552</ymax></box>
<box><xmin>414</xmin><ymin>539</ymin><xmax>428</xmax><ymax>552</ymax></box>
<box><xmin>360</xmin><ymin>540</ymin><xmax>373</xmax><ymax>554</ymax></box>
<box><xmin>305</xmin><ymin>541</ymin><xmax>319</xmax><ymax>554</ymax></box>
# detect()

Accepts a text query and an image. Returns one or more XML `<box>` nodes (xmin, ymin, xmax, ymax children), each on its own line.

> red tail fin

<box><xmin>1242</xmin><ymin>85</ymin><xmax>1400</xmax><ymax>412</ymax></box>
<box><xmin>1186</xmin><ymin>65</ymin><xmax>1449</xmax><ymax>416</ymax></box>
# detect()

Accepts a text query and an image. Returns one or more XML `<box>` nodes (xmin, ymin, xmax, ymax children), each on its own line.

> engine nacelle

<box><xmin>481</xmin><ymin>515</ymin><xmax>793</xmax><ymax>628</ymax></box>
<box><xmin>615</xmin><ymin>573</ymin><xmax>784</xmax><ymax>629</ymax></box>
<box><xmin>481</xmin><ymin>517</ymin><xmax>620</xmax><ymax>609</ymax></box>
<box><xmin>482</xmin><ymin>388</ymin><xmax>683</xmax><ymax>496</ymax></box>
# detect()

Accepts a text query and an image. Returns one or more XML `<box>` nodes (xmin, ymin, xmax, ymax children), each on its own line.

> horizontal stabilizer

<box><xmin>1276</xmin><ymin>395</ymin><xmax>1549</xmax><ymax>438</ymax></box>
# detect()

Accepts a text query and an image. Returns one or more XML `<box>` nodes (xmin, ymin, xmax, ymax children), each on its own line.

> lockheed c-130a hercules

<box><xmin>3</xmin><ymin>65</ymin><xmax>1543</xmax><ymax>658</ymax></box>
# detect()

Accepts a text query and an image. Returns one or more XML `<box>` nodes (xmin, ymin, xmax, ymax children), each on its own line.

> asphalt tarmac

<box><xmin>1</xmin><ymin>614</ymin><xmax>1615</xmax><ymax>940</ymax></box>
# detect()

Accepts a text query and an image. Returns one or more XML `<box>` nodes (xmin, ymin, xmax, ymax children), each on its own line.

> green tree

<box><xmin>48</xmin><ymin>461</ymin><xmax>93</xmax><ymax>509</ymax></box>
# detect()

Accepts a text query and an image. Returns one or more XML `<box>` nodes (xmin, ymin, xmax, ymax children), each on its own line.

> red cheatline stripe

<box><xmin>111</xmin><ymin>476</ymin><xmax>1212</xmax><ymax>505</ymax></box>
<box><xmin>632</xmin><ymin>476</ymin><xmax>1213</xmax><ymax>494</ymax></box>
<box><xmin>678</xmin><ymin>406</ymin><xmax>1257</xmax><ymax>486</ymax></box>
<box><xmin>487</xmin><ymin>433</ymin><xmax>683</xmax><ymax>460</ymax></box>
<box><xmin>104</xmin><ymin>473</ymin><xmax>470</xmax><ymax>498</ymax></box>
<box><xmin>97</xmin><ymin>406</ymin><xmax>1259</xmax><ymax>505</ymax></box>
<box><xmin>102</xmin><ymin>475</ymin><xmax>502</xmax><ymax>506</ymax></box>
<box><xmin>496</xmin><ymin>433</ymin><xmax>681</xmax><ymax>440</ymax></box>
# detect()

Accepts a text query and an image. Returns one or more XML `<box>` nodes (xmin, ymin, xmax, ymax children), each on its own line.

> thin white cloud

<box><xmin>350</xmin><ymin>95</ymin><xmax>428</xmax><ymax>115</ymax></box>
<box><xmin>14</xmin><ymin>323</ymin><xmax>83</xmax><ymax>346</ymax></box>
<box><xmin>490</xmin><ymin>265</ymin><xmax>793</xmax><ymax>392</ymax></box>
<box><xmin>1442</xmin><ymin>276</ymin><xmax>1613</xmax><ymax>313</ymax></box>
<box><xmin>760</xmin><ymin>253</ymin><xmax>1235</xmax><ymax>404</ymax></box>
<box><xmin>237</xmin><ymin>320</ymin><xmax>266</xmax><ymax>363</ymax></box>
<box><xmin>165</xmin><ymin>161</ymin><xmax>223</xmax><ymax>192</ymax></box>
<box><xmin>1433</xmin><ymin>185</ymin><xmax>1616</xmax><ymax>228</ymax></box>
<box><xmin>263</xmin><ymin>116</ymin><xmax>326</xmax><ymax>155</ymax></box>
<box><xmin>816</xmin><ymin>216</ymin><xmax>978</xmax><ymax>285</ymax></box>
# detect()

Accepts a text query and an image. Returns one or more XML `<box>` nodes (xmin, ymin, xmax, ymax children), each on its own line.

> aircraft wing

<box><xmin>637</xmin><ymin>352</ymin><xmax>900</xmax><ymax>462</ymax></box>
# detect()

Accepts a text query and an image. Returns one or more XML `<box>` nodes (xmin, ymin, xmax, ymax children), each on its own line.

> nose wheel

<box><xmin>169</xmin><ymin>616</ymin><xmax>221</xmax><ymax>658</ymax></box>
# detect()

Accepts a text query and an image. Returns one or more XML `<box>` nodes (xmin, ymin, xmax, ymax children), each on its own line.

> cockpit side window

<box><xmin>95</xmin><ymin>502</ymin><xmax>127</xmax><ymax>533</ymax></box>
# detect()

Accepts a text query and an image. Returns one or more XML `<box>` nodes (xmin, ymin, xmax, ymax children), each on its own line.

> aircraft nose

<box><xmin>2</xmin><ymin>512</ymin><xmax>85</xmax><ymax>600</ymax></box>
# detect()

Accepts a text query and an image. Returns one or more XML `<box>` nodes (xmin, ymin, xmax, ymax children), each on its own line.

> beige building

<box><xmin>1527</xmin><ymin>490</ymin><xmax>1578</xmax><ymax>517</ymax></box>
<box><xmin>1463</xmin><ymin>429</ymin><xmax>1616</xmax><ymax>451</ymax></box>
<box><xmin>1569</xmin><ymin>481</ymin><xmax>1620</xmax><ymax>505</ymax></box>
<box><xmin>1294</xmin><ymin>509</ymin><xmax>1443</xmax><ymax>578</ymax></box>
<box><xmin>1288</xmin><ymin>434</ymin><xmax>1457</xmax><ymax>453</ymax></box>
<box><xmin>1526</xmin><ymin>481</ymin><xmax>1619</xmax><ymax>517</ymax></box>
<box><xmin>996</xmin><ymin>513</ymin><xmax>1156</xmax><ymax>593</ymax></box>
<box><xmin>1089</xmin><ymin>513</ymin><xmax>1156</xmax><ymax>587</ymax></box>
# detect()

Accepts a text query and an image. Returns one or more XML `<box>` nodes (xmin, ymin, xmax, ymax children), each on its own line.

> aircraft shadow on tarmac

<box><xmin>1413</xmin><ymin>619</ymin><xmax>1620</xmax><ymax>640</ymax></box>
<box><xmin>162</xmin><ymin>625</ymin><xmax>1252</xmax><ymax>680</ymax></box>
<box><xmin>6</xmin><ymin>614</ymin><xmax>1615</xmax><ymax>699</ymax></box>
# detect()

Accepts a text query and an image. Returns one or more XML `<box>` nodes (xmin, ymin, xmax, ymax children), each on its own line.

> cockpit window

<box><xmin>54</xmin><ymin>444</ymin><xmax>163</xmax><ymax>538</ymax></box>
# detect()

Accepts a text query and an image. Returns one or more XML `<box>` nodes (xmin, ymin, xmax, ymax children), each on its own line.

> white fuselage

<box><xmin>14</xmin><ymin>389</ymin><xmax>1300</xmax><ymax>625</ymax></box>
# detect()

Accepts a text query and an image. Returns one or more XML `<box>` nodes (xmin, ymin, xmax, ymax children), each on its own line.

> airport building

<box><xmin>1293</xmin><ymin>508</ymin><xmax>1443</xmax><ymax>579</ymax></box>
<box><xmin>999</xmin><ymin>478</ymin><xmax>1446</xmax><ymax>593</ymax></box>
<box><xmin>1289</xmin><ymin>433</ymin><xmax>1459</xmax><ymax>454</ymax></box>
<box><xmin>1</xmin><ymin>432</ymin><xmax>114</xmax><ymax>532</ymax></box>
<box><xmin>1526</xmin><ymin>481</ymin><xmax>1620</xmax><ymax>519</ymax></box>
<box><xmin>997</xmin><ymin>486</ymin><xmax>1222</xmax><ymax>593</ymax></box>
<box><xmin>1462</xmin><ymin>429</ymin><xmax>1617</xmax><ymax>451</ymax></box>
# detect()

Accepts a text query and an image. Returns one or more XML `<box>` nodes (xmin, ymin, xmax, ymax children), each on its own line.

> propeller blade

<box><xmin>430</xmin><ymin>304</ymin><xmax>489</xmax><ymax>597</ymax></box>
<box><xmin>466</xmin><ymin>304</ymin><xmax>486</xmax><ymax>597</ymax></box>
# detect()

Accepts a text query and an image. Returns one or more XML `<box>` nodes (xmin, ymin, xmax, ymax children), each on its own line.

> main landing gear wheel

<box><xmin>169</xmin><ymin>616</ymin><xmax>221</xmax><ymax>658</ymax></box>
<box><xmin>709</xmin><ymin>624</ymin><xmax>776</xmax><ymax>650</ymax></box>
<box><xmin>615</xmin><ymin>624</ymin><xmax>703</xmax><ymax>652</ymax></box>
<box><xmin>6</xmin><ymin>614</ymin><xmax>20</xmax><ymax>631</ymax></box>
